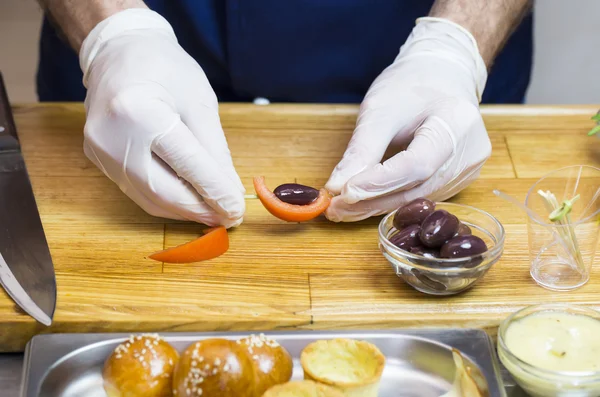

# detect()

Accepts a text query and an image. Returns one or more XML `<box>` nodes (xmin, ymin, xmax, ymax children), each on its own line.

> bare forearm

<box><xmin>430</xmin><ymin>0</ymin><xmax>532</xmax><ymax>67</ymax></box>
<box><xmin>38</xmin><ymin>0</ymin><xmax>147</xmax><ymax>51</ymax></box>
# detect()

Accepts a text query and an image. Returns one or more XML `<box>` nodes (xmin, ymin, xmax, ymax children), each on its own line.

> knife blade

<box><xmin>0</xmin><ymin>72</ymin><xmax>56</xmax><ymax>326</ymax></box>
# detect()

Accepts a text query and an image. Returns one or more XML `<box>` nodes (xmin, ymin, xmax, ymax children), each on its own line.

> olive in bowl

<box><xmin>393</xmin><ymin>198</ymin><xmax>436</xmax><ymax>229</ymax></box>
<box><xmin>378</xmin><ymin>200</ymin><xmax>504</xmax><ymax>296</ymax></box>
<box><xmin>419</xmin><ymin>210</ymin><xmax>460</xmax><ymax>248</ymax></box>
<box><xmin>388</xmin><ymin>224</ymin><xmax>422</xmax><ymax>251</ymax></box>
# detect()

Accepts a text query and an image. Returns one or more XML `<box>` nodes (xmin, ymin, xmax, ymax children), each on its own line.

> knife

<box><xmin>0</xmin><ymin>72</ymin><xmax>56</xmax><ymax>326</ymax></box>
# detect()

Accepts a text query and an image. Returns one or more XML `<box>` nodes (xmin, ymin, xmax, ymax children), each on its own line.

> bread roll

<box><xmin>172</xmin><ymin>338</ymin><xmax>257</xmax><ymax>397</ymax></box>
<box><xmin>103</xmin><ymin>333</ymin><xmax>179</xmax><ymax>397</ymax></box>
<box><xmin>173</xmin><ymin>335</ymin><xmax>293</xmax><ymax>397</ymax></box>
<box><xmin>300</xmin><ymin>338</ymin><xmax>385</xmax><ymax>397</ymax></box>
<box><xmin>262</xmin><ymin>380</ymin><xmax>344</xmax><ymax>397</ymax></box>
<box><xmin>238</xmin><ymin>334</ymin><xmax>294</xmax><ymax>395</ymax></box>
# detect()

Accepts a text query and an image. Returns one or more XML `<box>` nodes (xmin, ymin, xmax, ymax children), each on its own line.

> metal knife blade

<box><xmin>0</xmin><ymin>72</ymin><xmax>56</xmax><ymax>326</ymax></box>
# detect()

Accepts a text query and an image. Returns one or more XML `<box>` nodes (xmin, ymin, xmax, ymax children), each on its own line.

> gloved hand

<box><xmin>325</xmin><ymin>17</ymin><xmax>492</xmax><ymax>222</ymax></box>
<box><xmin>80</xmin><ymin>9</ymin><xmax>245</xmax><ymax>228</ymax></box>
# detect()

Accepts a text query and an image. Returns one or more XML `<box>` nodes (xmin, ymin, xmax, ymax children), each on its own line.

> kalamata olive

<box><xmin>389</xmin><ymin>224</ymin><xmax>422</xmax><ymax>251</ymax></box>
<box><xmin>274</xmin><ymin>183</ymin><xmax>319</xmax><ymax>205</ymax></box>
<box><xmin>411</xmin><ymin>269</ymin><xmax>448</xmax><ymax>292</ymax></box>
<box><xmin>440</xmin><ymin>235</ymin><xmax>488</xmax><ymax>258</ymax></box>
<box><xmin>419</xmin><ymin>210</ymin><xmax>460</xmax><ymax>248</ymax></box>
<box><xmin>455</xmin><ymin>223</ymin><xmax>472</xmax><ymax>237</ymax></box>
<box><xmin>409</xmin><ymin>245</ymin><xmax>441</xmax><ymax>259</ymax></box>
<box><xmin>393</xmin><ymin>198</ymin><xmax>436</xmax><ymax>229</ymax></box>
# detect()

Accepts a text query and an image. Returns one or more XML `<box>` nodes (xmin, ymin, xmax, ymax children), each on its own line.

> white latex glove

<box><xmin>80</xmin><ymin>9</ymin><xmax>245</xmax><ymax>228</ymax></box>
<box><xmin>325</xmin><ymin>17</ymin><xmax>491</xmax><ymax>222</ymax></box>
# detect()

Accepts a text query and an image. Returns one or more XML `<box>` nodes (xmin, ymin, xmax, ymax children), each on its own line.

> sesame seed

<box><xmin>214</xmin><ymin>358</ymin><xmax>221</xmax><ymax>366</ymax></box>
<box><xmin>142</xmin><ymin>349</ymin><xmax>147</xmax><ymax>354</ymax></box>
<box><xmin>115</xmin><ymin>355</ymin><xmax>122</xmax><ymax>359</ymax></box>
<box><xmin>198</xmin><ymin>390</ymin><xmax>203</xmax><ymax>396</ymax></box>
<box><xmin>191</xmin><ymin>360</ymin><xmax>197</xmax><ymax>367</ymax></box>
<box><xmin>212</xmin><ymin>368</ymin><xmax>217</xmax><ymax>375</ymax></box>
<box><xmin>186</xmin><ymin>388</ymin><xmax>191</xmax><ymax>396</ymax></box>
<box><xmin>169</xmin><ymin>359</ymin><xmax>173</xmax><ymax>366</ymax></box>
<box><xmin>204</xmin><ymin>364</ymin><xmax>210</xmax><ymax>370</ymax></box>
<box><xmin>199</xmin><ymin>356</ymin><xmax>204</xmax><ymax>362</ymax></box>
<box><xmin>223</xmin><ymin>364</ymin><xmax>230</xmax><ymax>372</ymax></box>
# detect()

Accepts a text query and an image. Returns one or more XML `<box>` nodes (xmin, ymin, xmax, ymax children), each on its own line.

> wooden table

<box><xmin>0</xmin><ymin>103</ymin><xmax>598</xmax><ymax>352</ymax></box>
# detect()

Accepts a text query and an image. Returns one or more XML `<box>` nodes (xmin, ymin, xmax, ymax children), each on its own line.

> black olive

<box><xmin>393</xmin><ymin>198</ymin><xmax>436</xmax><ymax>229</ymax></box>
<box><xmin>409</xmin><ymin>245</ymin><xmax>441</xmax><ymax>259</ymax></box>
<box><xmin>411</xmin><ymin>269</ymin><xmax>448</xmax><ymax>292</ymax></box>
<box><xmin>389</xmin><ymin>224</ymin><xmax>422</xmax><ymax>251</ymax></box>
<box><xmin>274</xmin><ymin>183</ymin><xmax>319</xmax><ymax>205</ymax></box>
<box><xmin>419</xmin><ymin>210</ymin><xmax>460</xmax><ymax>248</ymax></box>
<box><xmin>455</xmin><ymin>223</ymin><xmax>472</xmax><ymax>237</ymax></box>
<box><xmin>440</xmin><ymin>235</ymin><xmax>488</xmax><ymax>259</ymax></box>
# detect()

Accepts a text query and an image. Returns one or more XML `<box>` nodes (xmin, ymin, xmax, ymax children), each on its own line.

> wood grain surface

<box><xmin>0</xmin><ymin>103</ymin><xmax>598</xmax><ymax>352</ymax></box>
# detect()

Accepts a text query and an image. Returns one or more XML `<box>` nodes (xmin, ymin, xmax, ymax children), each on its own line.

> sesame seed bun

<box><xmin>172</xmin><ymin>338</ymin><xmax>257</xmax><ymax>397</ymax></box>
<box><xmin>238</xmin><ymin>334</ymin><xmax>294</xmax><ymax>396</ymax></box>
<box><xmin>102</xmin><ymin>334</ymin><xmax>179</xmax><ymax>397</ymax></box>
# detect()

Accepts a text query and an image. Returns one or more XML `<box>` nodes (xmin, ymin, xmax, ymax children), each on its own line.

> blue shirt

<box><xmin>37</xmin><ymin>0</ymin><xmax>533</xmax><ymax>104</ymax></box>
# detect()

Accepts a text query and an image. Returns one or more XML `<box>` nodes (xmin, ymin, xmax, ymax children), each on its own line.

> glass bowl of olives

<box><xmin>378</xmin><ymin>198</ymin><xmax>505</xmax><ymax>295</ymax></box>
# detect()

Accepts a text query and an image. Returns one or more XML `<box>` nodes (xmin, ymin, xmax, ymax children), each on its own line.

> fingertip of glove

<box><xmin>340</xmin><ymin>183</ymin><xmax>368</xmax><ymax>205</ymax></box>
<box><xmin>323</xmin><ymin>196</ymin><xmax>348</xmax><ymax>223</ymax></box>
<box><xmin>222</xmin><ymin>216</ymin><xmax>244</xmax><ymax>229</ymax></box>
<box><xmin>324</xmin><ymin>173</ymin><xmax>346</xmax><ymax>196</ymax></box>
<box><xmin>223</xmin><ymin>198</ymin><xmax>246</xmax><ymax>221</ymax></box>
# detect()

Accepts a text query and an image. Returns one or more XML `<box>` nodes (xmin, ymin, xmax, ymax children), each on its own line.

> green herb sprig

<box><xmin>588</xmin><ymin>113</ymin><xmax>600</xmax><ymax>136</ymax></box>
<box><xmin>538</xmin><ymin>190</ymin><xmax>584</xmax><ymax>273</ymax></box>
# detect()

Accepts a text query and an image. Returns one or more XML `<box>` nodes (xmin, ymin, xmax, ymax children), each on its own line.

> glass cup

<box><xmin>525</xmin><ymin>165</ymin><xmax>600</xmax><ymax>291</ymax></box>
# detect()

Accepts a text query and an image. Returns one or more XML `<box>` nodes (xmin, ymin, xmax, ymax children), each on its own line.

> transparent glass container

<box><xmin>498</xmin><ymin>304</ymin><xmax>600</xmax><ymax>397</ymax></box>
<box><xmin>525</xmin><ymin>165</ymin><xmax>600</xmax><ymax>291</ymax></box>
<box><xmin>378</xmin><ymin>202</ymin><xmax>505</xmax><ymax>296</ymax></box>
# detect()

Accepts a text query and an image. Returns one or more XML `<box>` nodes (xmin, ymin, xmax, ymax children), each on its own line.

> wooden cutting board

<box><xmin>0</xmin><ymin>103</ymin><xmax>598</xmax><ymax>352</ymax></box>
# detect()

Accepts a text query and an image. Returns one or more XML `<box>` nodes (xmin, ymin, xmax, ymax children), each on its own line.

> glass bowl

<box><xmin>378</xmin><ymin>202</ymin><xmax>505</xmax><ymax>296</ymax></box>
<box><xmin>498</xmin><ymin>304</ymin><xmax>600</xmax><ymax>397</ymax></box>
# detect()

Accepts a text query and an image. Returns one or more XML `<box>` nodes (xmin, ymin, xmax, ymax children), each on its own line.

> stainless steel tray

<box><xmin>21</xmin><ymin>329</ymin><xmax>506</xmax><ymax>397</ymax></box>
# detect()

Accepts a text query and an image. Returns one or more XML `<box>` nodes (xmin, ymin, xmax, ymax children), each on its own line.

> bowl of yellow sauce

<box><xmin>498</xmin><ymin>304</ymin><xmax>600</xmax><ymax>397</ymax></box>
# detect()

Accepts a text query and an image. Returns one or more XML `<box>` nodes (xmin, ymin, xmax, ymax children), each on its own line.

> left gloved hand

<box><xmin>325</xmin><ymin>17</ymin><xmax>492</xmax><ymax>222</ymax></box>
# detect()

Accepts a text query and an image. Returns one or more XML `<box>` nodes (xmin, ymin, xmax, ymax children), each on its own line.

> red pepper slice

<box><xmin>253</xmin><ymin>176</ymin><xmax>331</xmax><ymax>222</ymax></box>
<box><xmin>148</xmin><ymin>226</ymin><xmax>229</xmax><ymax>263</ymax></box>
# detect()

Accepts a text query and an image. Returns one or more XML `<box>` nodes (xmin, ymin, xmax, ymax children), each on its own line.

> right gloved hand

<box><xmin>79</xmin><ymin>9</ymin><xmax>245</xmax><ymax>228</ymax></box>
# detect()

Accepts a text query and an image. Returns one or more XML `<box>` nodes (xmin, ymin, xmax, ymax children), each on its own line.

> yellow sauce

<box><xmin>504</xmin><ymin>311</ymin><xmax>600</xmax><ymax>372</ymax></box>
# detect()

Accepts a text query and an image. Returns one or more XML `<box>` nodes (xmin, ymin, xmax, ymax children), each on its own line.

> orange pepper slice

<box><xmin>148</xmin><ymin>226</ymin><xmax>229</xmax><ymax>263</ymax></box>
<box><xmin>253</xmin><ymin>176</ymin><xmax>332</xmax><ymax>222</ymax></box>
